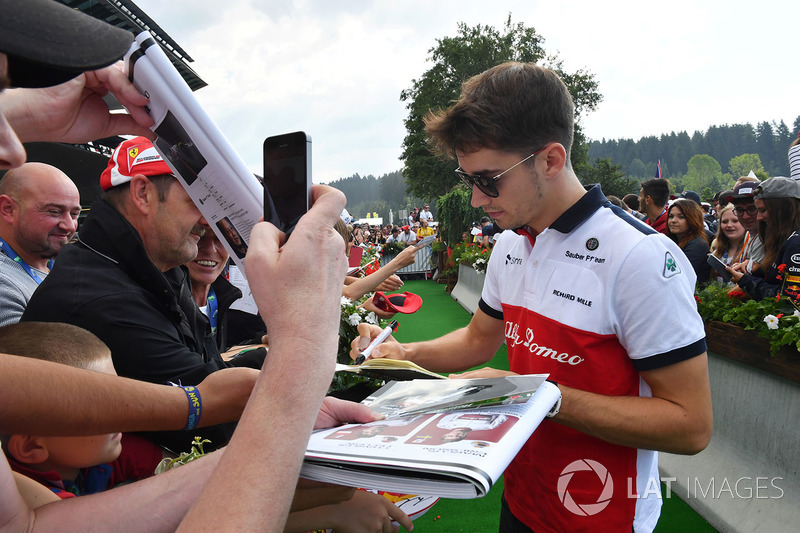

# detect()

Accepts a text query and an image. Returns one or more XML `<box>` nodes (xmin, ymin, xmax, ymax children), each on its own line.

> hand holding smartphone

<box><xmin>263</xmin><ymin>131</ymin><xmax>312</xmax><ymax>237</ymax></box>
<box><xmin>706</xmin><ymin>254</ymin><xmax>732</xmax><ymax>282</ymax></box>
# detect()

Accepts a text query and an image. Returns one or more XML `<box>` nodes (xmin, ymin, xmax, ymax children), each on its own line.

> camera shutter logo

<box><xmin>557</xmin><ymin>459</ymin><xmax>614</xmax><ymax>516</ymax></box>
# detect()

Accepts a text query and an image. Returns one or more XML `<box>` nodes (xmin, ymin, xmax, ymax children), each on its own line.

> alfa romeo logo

<box><xmin>557</xmin><ymin>459</ymin><xmax>614</xmax><ymax>516</ymax></box>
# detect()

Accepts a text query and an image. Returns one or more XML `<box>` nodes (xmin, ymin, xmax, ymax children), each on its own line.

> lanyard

<box><xmin>207</xmin><ymin>286</ymin><xmax>218</xmax><ymax>337</ymax></box>
<box><xmin>0</xmin><ymin>237</ymin><xmax>52</xmax><ymax>284</ymax></box>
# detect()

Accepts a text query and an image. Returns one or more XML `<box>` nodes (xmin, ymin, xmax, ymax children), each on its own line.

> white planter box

<box><xmin>450</xmin><ymin>263</ymin><xmax>485</xmax><ymax>314</ymax></box>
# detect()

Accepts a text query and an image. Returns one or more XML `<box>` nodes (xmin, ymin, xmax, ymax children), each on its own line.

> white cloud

<box><xmin>136</xmin><ymin>0</ymin><xmax>800</xmax><ymax>182</ymax></box>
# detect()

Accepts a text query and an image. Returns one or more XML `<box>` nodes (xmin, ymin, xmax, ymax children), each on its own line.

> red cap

<box><xmin>100</xmin><ymin>137</ymin><xmax>173</xmax><ymax>191</ymax></box>
<box><xmin>372</xmin><ymin>291</ymin><xmax>423</xmax><ymax>314</ymax></box>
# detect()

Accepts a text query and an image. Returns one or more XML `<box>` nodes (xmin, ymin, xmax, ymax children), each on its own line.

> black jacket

<box><xmin>739</xmin><ymin>231</ymin><xmax>800</xmax><ymax>300</ymax></box>
<box><xmin>22</xmin><ymin>199</ymin><xmax>264</xmax><ymax>452</ymax></box>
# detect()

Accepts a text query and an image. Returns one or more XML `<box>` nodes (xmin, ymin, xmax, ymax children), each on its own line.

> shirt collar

<box><xmin>514</xmin><ymin>184</ymin><xmax>607</xmax><ymax>238</ymax></box>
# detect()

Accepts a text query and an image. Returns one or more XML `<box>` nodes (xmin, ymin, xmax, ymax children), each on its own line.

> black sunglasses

<box><xmin>454</xmin><ymin>145</ymin><xmax>549</xmax><ymax>198</ymax></box>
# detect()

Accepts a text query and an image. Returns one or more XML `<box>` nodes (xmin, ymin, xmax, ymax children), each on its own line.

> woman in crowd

<box><xmin>186</xmin><ymin>231</ymin><xmax>268</xmax><ymax>355</ymax></box>
<box><xmin>335</xmin><ymin>219</ymin><xmax>419</xmax><ymax>304</ymax></box>
<box><xmin>352</xmin><ymin>223</ymin><xmax>365</xmax><ymax>245</ymax></box>
<box><xmin>667</xmin><ymin>198</ymin><xmax>710</xmax><ymax>283</ymax></box>
<box><xmin>731</xmin><ymin>177</ymin><xmax>800</xmax><ymax>299</ymax></box>
<box><xmin>710</xmin><ymin>204</ymin><xmax>746</xmax><ymax>282</ymax></box>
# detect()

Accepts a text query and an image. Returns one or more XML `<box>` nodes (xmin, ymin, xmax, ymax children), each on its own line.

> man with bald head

<box><xmin>0</xmin><ymin>162</ymin><xmax>80</xmax><ymax>326</ymax></box>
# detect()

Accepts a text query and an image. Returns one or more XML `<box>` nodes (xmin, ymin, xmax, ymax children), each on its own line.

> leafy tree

<box><xmin>436</xmin><ymin>186</ymin><xmax>484</xmax><ymax>246</ymax></box>
<box><xmin>728</xmin><ymin>154</ymin><xmax>764</xmax><ymax>180</ymax></box>
<box><xmin>683</xmin><ymin>154</ymin><xmax>722</xmax><ymax>192</ymax></box>
<box><xmin>400</xmin><ymin>16</ymin><xmax>601</xmax><ymax>199</ymax></box>
<box><xmin>580</xmin><ymin>158</ymin><xmax>638</xmax><ymax>198</ymax></box>
<box><xmin>626</xmin><ymin>158</ymin><xmax>647</xmax><ymax>179</ymax></box>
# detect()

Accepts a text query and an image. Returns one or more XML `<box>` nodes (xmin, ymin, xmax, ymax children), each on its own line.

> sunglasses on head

<box><xmin>454</xmin><ymin>145</ymin><xmax>549</xmax><ymax>198</ymax></box>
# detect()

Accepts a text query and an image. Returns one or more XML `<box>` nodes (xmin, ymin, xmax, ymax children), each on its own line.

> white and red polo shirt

<box><xmin>480</xmin><ymin>186</ymin><xmax>706</xmax><ymax>533</ymax></box>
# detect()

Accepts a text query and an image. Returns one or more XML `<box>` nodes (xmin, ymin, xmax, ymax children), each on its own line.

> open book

<box><xmin>302</xmin><ymin>375</ymin><xmax>560</xmax><ymax>498</ymax></box>
<box><xmin>335</xmin><ymin>359</ymin><xmax>445</xmax><ymax>382</ymax></box>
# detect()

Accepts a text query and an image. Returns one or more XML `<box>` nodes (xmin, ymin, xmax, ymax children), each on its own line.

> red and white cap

<box><xmin>100</xmin><ymin>137</ymin><xmax>173</xmax><ymax>191</ymax></box>
<box><xmin>372</xmin><ymin>291</ymin><xmax>423</xmax><ymax>314</ymax></box>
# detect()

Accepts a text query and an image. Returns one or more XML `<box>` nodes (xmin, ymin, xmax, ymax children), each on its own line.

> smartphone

<box><xmin>416</xmin><ymin>235</ymin><xmax>436</xmax><ymax>248</ymax></box>
<box><xmin>706</xmin><ymin>254</ymin><xmax>732</xmax><ymax>282</ymax></box>
<box><xmin>263</xmin><ymin>131</ymin><xmax>312</xmax><ymax>236</ymax></box>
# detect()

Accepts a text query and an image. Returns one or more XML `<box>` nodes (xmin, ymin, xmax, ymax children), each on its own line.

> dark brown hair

<box><xmin>758</xmin><ymin>197</ymin><xmax>800</xmax><ymax>270</ymax></box>
<box><xmin>424</xmin><ymin>62</ymin><xmax>575</xmax><ymax>164</ymax></box>
<box><xmin>668</xmin><ymin>199</ymin><xmax>708</xmax><ymax>249</ymax></box>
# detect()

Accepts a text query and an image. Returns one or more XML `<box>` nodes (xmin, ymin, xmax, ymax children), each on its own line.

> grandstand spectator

<box><xmin>639</xmin><ymin>178</ymin><xmax>671</xmax><ymax>234</ymax></box>
<box><xmin>731</xmin><ymin>178</ymin><xmax>800</xmax><ymax>300</ymax></box>
<box><xmin>711</xmin><ymin>204</ymin><xmax>746</xmax><ymax>263</ymax></box>
<box><xmin>479</xmin><ymin>216</ymin><xmax>498</xmax><ymax>248</ymax></box>
<box><xmin>397</xmin><ymin>225</ymin><xmax>417</xmax><ymax>245</ymax></box>
<box><xmin>386</xmin><ymin>226</ymin><xmax>401</xmax><ymax>243</ymax></box>
<box><xmin>728</xmin><ymin>181</ymin><xmax>765</xmax><ymax>275</ymax></box>
<box><xmin>416</xmin><ymin>218</ymin><xmax>435</xmax><ymax>240</ymax></box>
<box><xmin>419</xmin><ymin>204</ymin><xmax>434</xmax><ymax>222</ymax></box>
<box><xmin>710</xmin><ymin>204</ymin><xmax>745</xmax><ymax>282</ymax></box>
<box><xmin>667</xmin><ymin>198</ymin><xmax>710</xmax><ymax>283</ymax></box>
<box><xmin>0</xmin><ymin>163</ymin><xmax>80</xmax><ymax>326</ymax></box>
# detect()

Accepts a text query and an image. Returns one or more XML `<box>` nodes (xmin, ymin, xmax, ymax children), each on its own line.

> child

<box><xmin>0</xmin><ymin>322</ymin><xmax>164</xmax><ymax>499</ymax></box>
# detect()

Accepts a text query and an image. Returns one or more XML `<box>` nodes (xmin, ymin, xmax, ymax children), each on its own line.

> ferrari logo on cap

<box><xmin>128</xmin><ymin>147</ymin><xmax>139</xmax><ymax>158</ymax></box>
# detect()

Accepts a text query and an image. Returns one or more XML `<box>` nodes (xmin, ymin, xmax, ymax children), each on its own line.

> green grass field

<box><xmin>386</xmin><ymin>279</ymin><xmax>716</xmax><ymax>532</ymax></box>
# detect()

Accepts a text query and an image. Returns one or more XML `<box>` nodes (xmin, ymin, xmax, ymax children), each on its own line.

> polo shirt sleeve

<box><xmin>612</xmin><ymin>234</ymin><xmax>707</xmax><ymax>371</ymax></box>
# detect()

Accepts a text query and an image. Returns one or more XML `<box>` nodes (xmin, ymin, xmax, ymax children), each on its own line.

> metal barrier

<box><xmin>380</xmin><ymin>245</ymin><xmax>433</xmax><ymax>275</ymax></box>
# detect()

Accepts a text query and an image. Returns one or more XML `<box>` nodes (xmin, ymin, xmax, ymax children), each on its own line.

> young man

<box><xmin>639</xmin><ymin>178</ymin><xmax>671</xmax><ymax>234</ymax></box>
<box><xmin>727</xmin><ymin>180</ymin><xmax>764</xmax><ymax>274</ymax></box>
<box><xmin>353</xmin><ymin>62</ymin><xmax>712</xmax><ymax>532</ymax></box>
<box><xmin>416</xmin><ymin>219</ymin><xmax>435</xmax><ymax>240</ymax></box>
<box><xmin>419</xmin><ymin>204</ymin><xmax>434</xmax><ymax>222</ymax></box>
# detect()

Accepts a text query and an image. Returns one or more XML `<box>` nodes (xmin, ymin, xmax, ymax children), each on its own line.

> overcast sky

<box><xmin>136</xmin><ymin>0</ymin><xmax>797</xmax><ymax>184</ymax></box>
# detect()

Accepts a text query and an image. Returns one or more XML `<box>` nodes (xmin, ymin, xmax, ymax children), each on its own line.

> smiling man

<box><xmin>22</xmin><ymin>137</ymin><xmax>266</xmax><ymax>452</ymax></box>
<box><xmin>354</xmin><ymin>62</ymin><xmax>712</xmax><ymax>533</ymax></box>
<box><xmin>0</xmin><ymin>162</ymin><xmax>80</xmax><ymax>326</ymax></box>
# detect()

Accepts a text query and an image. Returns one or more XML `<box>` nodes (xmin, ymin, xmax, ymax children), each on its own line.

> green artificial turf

<box><xmin>390</xmin><ymin>280</ymin><xmax>715</xmax><ymax>532</ymax></box>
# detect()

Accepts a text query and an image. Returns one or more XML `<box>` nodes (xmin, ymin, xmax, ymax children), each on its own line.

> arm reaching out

<box><xmin>178</xmin><ymin>185</ymin><xmax>348</xmax><ymax>532</ymax></box>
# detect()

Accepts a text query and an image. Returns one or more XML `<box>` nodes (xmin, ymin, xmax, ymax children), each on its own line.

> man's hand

<box><xmin>349</xmin><ymin>322</ymin><xmax>405</xmax><ymax>362</ymax></box>
<box><xmin>246</xmin><ymin>185</ymin><xmax>347</xmax><ymax>352</ymax></box>
<box><xmin>315</xmin><ymin>397</ymin><xmax>384</xmax><ymax>430</ymax></box>
<box><xmin>3</xmin><ymin>63</ymin><xmax>155</xmax><ymax>144</ymax></box>
<box><xmin>194</xmin><ymin>367</ymin><xmax>259</xmax><ymax>427</ymax></box>
<box><xmin>450</xmin><ymin>368</ymin><xmax>517</xmax><ymax>379</ymax></box>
